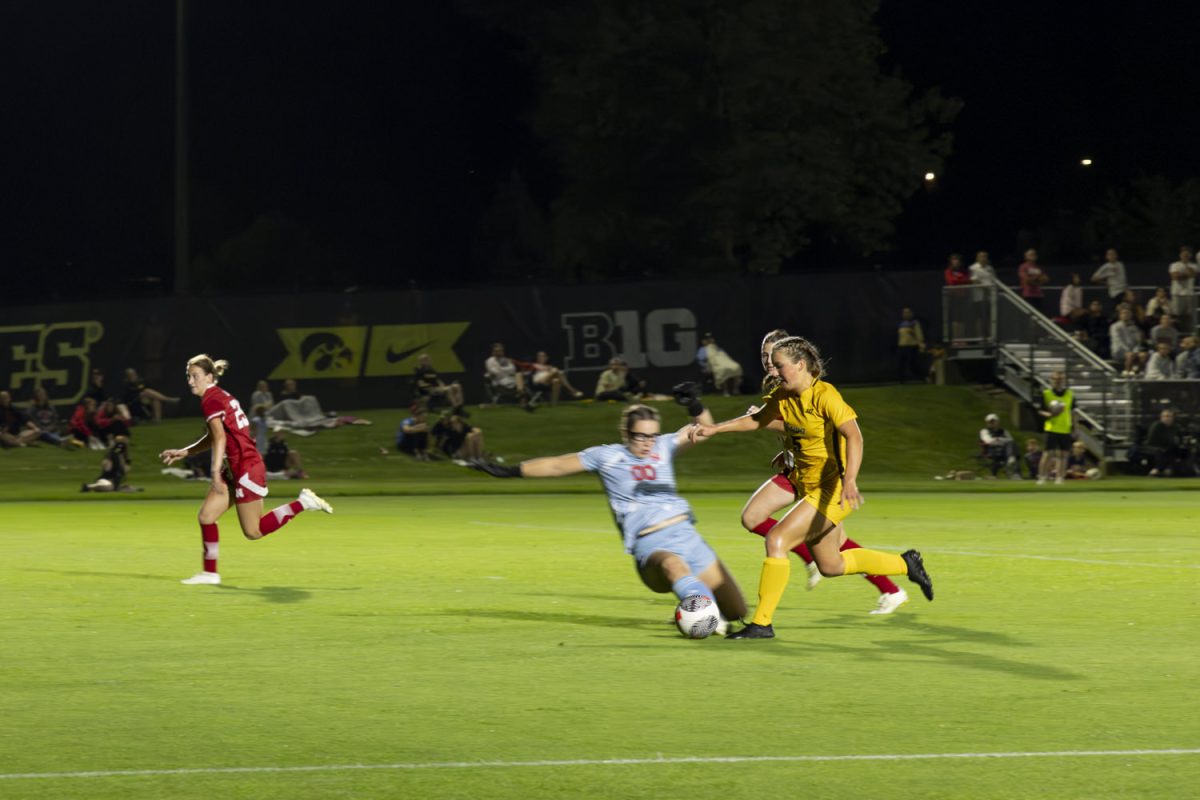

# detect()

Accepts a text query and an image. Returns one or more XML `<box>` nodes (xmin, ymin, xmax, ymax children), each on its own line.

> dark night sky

<box><xmin>2</xmin><ymin>1</ymin><xmax>1197</xmax><ymax>300</ymax></box>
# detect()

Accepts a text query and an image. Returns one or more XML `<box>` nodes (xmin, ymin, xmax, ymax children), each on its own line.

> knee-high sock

<box><xmin>840</xmin><ymin>548</ymin><xmax>906</xmax><ymax>577</ymax></box>
<box><xmin>750</xmin><ymin>557</ymin><xmax>791</xmax><ymax>626</ymax></box>
<box><xmin>258</xmin><ymin>500</ymin><xmax>304</xmax><ymax>536</ymax></box>
<box><xmin>750</xmin><ymin>519</ymin><xmax>814</xmax><ymax>564</ymax></box>
<box><xmin>842</xmin><ymin>537</ymin><xmax>901</xmax><ymax>594</ymax></box>
<box><xmin>201</xmin><ymin>523</ymin><xmax>219</xmax><ymax>573</ymax></box>
<box><xmin>671</xmin><ymin>575</ymin><xmax>711</xmax><ymax>602</ymax></box>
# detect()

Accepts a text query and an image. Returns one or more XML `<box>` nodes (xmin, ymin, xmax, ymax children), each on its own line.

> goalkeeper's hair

<box><xmin>619</xmin><ymin>404</ymin><xmax>660</xmax><ymax>444</ymax></box>
<box><xmin>186</xmin><ymin>353</ymin><xmax>230</xmax><ymax>378</ymax></box>
<box><xmin>769</xmin><ymin>336</ymin><xmax>825</xmax><ymax>380</ymax></box>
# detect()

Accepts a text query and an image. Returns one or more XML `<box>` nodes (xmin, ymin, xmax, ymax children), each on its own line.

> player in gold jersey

<box><xmin>690</xmin><ymin>336</ymin><xmax>933</xmax><ymax>639</ymax></box>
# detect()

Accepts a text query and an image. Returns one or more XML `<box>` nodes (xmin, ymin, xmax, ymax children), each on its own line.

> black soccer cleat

<box><xmin>902</xmin><ymin>549</ymin><xmax>934</xmax><ymax>601</ymax></box>
<box><xmin>725</xmin><ymin>622</ymin><xmax>775</xmax><ymax>640</ymax></box>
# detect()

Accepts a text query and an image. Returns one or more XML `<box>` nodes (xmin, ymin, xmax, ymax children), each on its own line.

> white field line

<box><xmin>2</xmin><ymin>749</ymin><xmax>1197</xmax><ymax>781</ymax></box>
<box><xmin>468</xmin><ymin>521</ymin><xmax>1200</xmax><ymax>569</ymax></box>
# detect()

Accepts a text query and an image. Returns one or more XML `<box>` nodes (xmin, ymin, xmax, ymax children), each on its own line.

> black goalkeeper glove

<box><xmin>671</xmin><ymin>381</ymin><xmax>705</xmax><ymax>417</ymax></box>
<box><xmin>467</xmin><ymin>458</ymin><xmax>523</xmax><ymax>478</ymax></box>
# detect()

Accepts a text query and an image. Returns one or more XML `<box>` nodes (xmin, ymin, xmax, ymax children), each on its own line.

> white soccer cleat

<box><xmin>299</xmin><ymin>488</ymin><xmax>333</xmax><ymax>514</ymax></box>
<box><xmin>181</xmin><ymin>572</ymin><xmax>221</xmax><ymax>585</ymax></box>
<box><xmin>805</xmin><ymin>561</ymin><xmax>822</xmax><ymax>590</ymax></box>
<box><xmin>869</xmin><ymin>588</ymin><xmax>909</xmax><ymax>615</ymax></box>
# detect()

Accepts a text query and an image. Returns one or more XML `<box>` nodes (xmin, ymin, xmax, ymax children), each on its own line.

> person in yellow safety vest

<box><xmin>1037</xmin><ymin>371</ymin><xmax>1075</xmax><ymax>485</ymax></box>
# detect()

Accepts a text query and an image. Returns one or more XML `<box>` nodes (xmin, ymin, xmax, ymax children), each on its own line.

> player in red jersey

<box><xmin>159</xmin><ymin>354</ymin><xmax>333</xmax><ymax>585</ymax></box>
<box><xmin>739</xmin><ymin>329</ymin><xmax>908</xmax><ymax>615</ymax></box>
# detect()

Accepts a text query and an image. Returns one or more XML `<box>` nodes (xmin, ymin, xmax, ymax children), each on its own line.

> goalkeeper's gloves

<box><xmin>467</xmin><ymin>458</ymin><xmax>523</xmax><ymax>478</ymax></box>
<box><xmin>671</xmin><ymin>381</ymin><xmax>705</xmax><ymax>417</ymax></box>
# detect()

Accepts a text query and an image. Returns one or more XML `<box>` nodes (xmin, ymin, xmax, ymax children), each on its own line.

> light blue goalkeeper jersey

<box><xmin>577</xmin><ymin>434</ymin><xmax>694</xmax><ymax>553</ymax></box>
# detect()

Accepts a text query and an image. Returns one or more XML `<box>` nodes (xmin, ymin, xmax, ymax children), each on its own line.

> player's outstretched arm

<box><xmin>159</xmin><ymin>429</ymin><xmax>214</xmax><ymax>465</ymax></box>
<box><xmin>670</xmin><ymin>382</ymin><xmax>714</xmax><ymax>451</ymax></box>
<box><xmin>468</xmin><ymin>453</ymin><xmax>585</xmax><ymax>479</ymax></box>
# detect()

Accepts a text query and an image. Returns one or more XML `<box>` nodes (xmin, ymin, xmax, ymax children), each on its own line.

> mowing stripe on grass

<box><xmin>3</xmin><ymin>748</ymin><xmax>1198</xmax><ymax>781</ymax></box>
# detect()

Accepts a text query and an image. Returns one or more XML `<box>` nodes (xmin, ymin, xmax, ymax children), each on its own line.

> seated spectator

<box><xmin>81</xmin><ymin>435</ymin><xmax>140</xmax><ymax>492</ymax></box>
<box><xmin>0</xmin><ymin>390</ymin><xmax>41</xmax><ymax>448</ymax></box>
<box><xmin>621</xmin><ymin>358</ymin><xmax>649</xmax><ymax>399</ymax></box>
<box><xmin>484</xmin><ymin>343</ymin><xmax>534</xmax><ymax>411</ymax></box>
<box><xmin>1149</xmin><ymin>313</ymin><xmax>1179</xmax><ymax>352</ymax></box>
<box><xmin>27</xmin><ymin>386</ymin><xmax>74</xmax><ymax>447</ymax></box>
<box><xmin>1109</xmin><ymin>306</ymin><xmax>1148</xmax><ymax>377</ymax></box>
<box><xmin>94</xmin><ymin>398</ymin><xmax>133</xmax><ymax>444</ymax></box>
<box><xmin>69</xmin><ymin>397</ymin><xmax>104</xmax><ymax>449</ymax></box>
<box><xmin>121</xmin><ymin>367</ymin><xmax>180</xmax><ymax>423</ymax></box>
<box><xmin>1077</xmin><ymin>300</ymin><xmax>1111</xmax><ymax>358</ymax></box>
<box><xmin>1064</xmin><ymin>441</ymin><xmax>1101</xmax><ymax>480</ymax></box>
<box><xmin>1023</xmin><ymin>437</ymin><xmax>1044</xmax><ymax>479</ymax></box>
<box><xmin>1145</xmin><ymin>287</ymin><xmax>1173</xmax><ymax>325</ymax></box>
<box><xmin>414</xmin><ymin>353</ymin><xmax>467</xmax><ymax>413</ymax></box>
<box><xmin>525</xmin><ymin>351</ymin><xmax>583</xmax><ymax>404</ymax></box>
<box><xmin>699</xmin><ymin>333</ymin><xmax>744</xmax><ymax>396</ymax></box>
<box><xmin>1145</xmin><ymin>341</ymin><xmax>1177</xmax><ymax>380</ymax></box>
<box><xmin>84</xmin><ymin>368</ymin><xmax>107</xmax><ymax>404</ymax></box>
<box><xmin>1118</xmin><ymin>288</ymin><xmax>1148</xmax><ymax>329</ymax></box>
<box><xmin>1143</xmin><ymin>408</ymin><xmax>1193</xmax><ymax>477</ymax></box>
<box><xmin>278</xmin><ymin>378</ymin><xmax>301</xmax><ymax>402</ymax></box>
<box><xmin>1176</xmin><ymin>335</ymin><xmax>1200</xmax><ymax>379</ymax></box>
<box><xmin>594</xmin><ymin>358</ymin><xmax>631</xmax><ymax>402</ymax></box>
<box><xmin>395</xmin><ymin>403</ymin><xmax>433</xmax><ymax>460</ymax></box>
<box><xmin>979</xmin><ymin>413</ymin><xmax>1020</xmax><ymax>479</ymax></box>
<box><xmin>264</xmin><ymin>431</ymin><xmax>307</xmax><ymax>479</ymax></box>
<box><xmin>432</xmin><ymin>410</ymin><xmax>485</xmax><ymax>462</ymax></box>
<box><xmin>263</xmin><ymin>383</ymin><xmax>370</xmax><ymax>430</ymax></box>
<box><xmin>250</xmin><ymin>380</ymin><xmax>274</xmax><ymax>410</ymax></box>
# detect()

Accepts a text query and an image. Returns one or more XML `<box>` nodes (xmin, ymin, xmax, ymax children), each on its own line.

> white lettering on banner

<box><xmin>561</xmin><ymin>309</ymin><xmax>697</xmax><ymax>372</ymax></box>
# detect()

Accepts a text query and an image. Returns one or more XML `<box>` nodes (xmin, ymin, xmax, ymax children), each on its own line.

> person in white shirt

<box><xmin>1168</xmin><ymin>246</ymin><xmax>1197</xmax><ymax>333</ymax></box>
<box><xmin>1145</xmin><ymin>342</ymin><xmax>1177</xmax><ymax>380</ymax></box>
<box><xmin>1109</xmin><ymin>306</ymin><xmax>1147</xmax><ymax>376</ymax></box>
<box><xmin>1059</xmin><ymin>273</ymin><xmax>1084</xmax><ymax>321</ymax></box>
<box><xmin>1091</xmin><ymin>248</ymin><xmax>1127</xmax><ymax>310</ymax></box>
<box><xmin>967</xmin><ymin>250</ymin><xmax>997</xmax><ymax>338</ymax></box>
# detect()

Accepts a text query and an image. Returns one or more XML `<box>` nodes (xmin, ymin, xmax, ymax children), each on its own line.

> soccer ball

<box><xmin>675</xmin><ymin>595</ymin><xmax>720</xmax><ymax>639</ymax></box>
<box><xmin>1048</xmin><ymin>400</ymin><xmax>1066</xmax><ymax>416</ymax></box>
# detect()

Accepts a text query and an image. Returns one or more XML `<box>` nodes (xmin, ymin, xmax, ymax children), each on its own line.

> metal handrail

<box><xmin>991</xmin><ymin>281</ymin><xmax>1116</xmax><ymax>373</ymax></box>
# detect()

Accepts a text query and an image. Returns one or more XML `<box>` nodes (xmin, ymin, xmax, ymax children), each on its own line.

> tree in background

<box><xmin>1084</xmin><ymin>175</ymin><xmax>1200</xmax><ymax>261</ymax></box>
<box><xmin>464</xmin><ymin>0</ymin><xmax>959</xmax><ymax>279</ymax></box>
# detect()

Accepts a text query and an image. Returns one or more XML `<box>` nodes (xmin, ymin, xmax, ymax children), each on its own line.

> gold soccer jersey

<box><xmin>754</xmin><ymin>381</ymin><xmax>856</xmax><ymax>490</ymax></box>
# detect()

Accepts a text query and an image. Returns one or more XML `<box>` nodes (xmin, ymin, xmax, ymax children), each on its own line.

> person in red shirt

<box><xmin>1018</xmin><ymin>248</ymin><xmax>1049</xmax><ymax>314</ymax></box>
<box><xmin>943</xmin><ymin>253</ymin><xmax>970</xmax><ymax>286</ymax></box>
<box><xmin>159</xmin><ymin>353</ymin><xmax>333</xmax><ymax>585</ymax></box>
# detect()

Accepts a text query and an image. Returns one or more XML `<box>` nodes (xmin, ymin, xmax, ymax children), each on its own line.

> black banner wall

<box><xmin>0</xmin><ymin>271</ymin><xmax>946</xmax><ymax>411</ymax></box>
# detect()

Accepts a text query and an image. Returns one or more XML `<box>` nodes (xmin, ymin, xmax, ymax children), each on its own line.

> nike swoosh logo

<box><xmin>386</xmin><ymin>342</ymin><xmax>434</xmax><ymax>363</ymax></box>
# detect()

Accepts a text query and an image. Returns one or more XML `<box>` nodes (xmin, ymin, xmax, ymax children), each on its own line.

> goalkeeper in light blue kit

<box><xmin>469</xmin><ymin>384</ymin><xmax>747</xmax><ymax>630</ymax></box>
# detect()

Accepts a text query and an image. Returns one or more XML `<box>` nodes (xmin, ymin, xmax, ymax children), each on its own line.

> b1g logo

<box><xmin>561</xmin><ymin>309</ymin><xmax>697</xmax><ymax>372</ymax></box>
<box><xmin>0</xmin><ymin>321</ymin><xmax>104</xmax><ymax>403</ymax></box>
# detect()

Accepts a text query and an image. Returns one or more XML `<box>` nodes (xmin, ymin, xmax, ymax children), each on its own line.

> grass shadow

<box><xmin>433</xmin><ymin>607</ymin><xmax>658</xmax><ymax>630</ymax></box>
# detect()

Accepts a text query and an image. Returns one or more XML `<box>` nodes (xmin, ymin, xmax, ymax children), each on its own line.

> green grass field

<box><xmin>2</xmin><ymin>386</ymin><xmax>1198</xmax><ymax>798</ymax></box>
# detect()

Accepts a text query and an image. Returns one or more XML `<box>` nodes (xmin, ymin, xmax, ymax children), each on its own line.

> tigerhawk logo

<box><xmin>269</xmin><ymin>323</ymin><xmax>468</xmax><ymax>379</ymax></box>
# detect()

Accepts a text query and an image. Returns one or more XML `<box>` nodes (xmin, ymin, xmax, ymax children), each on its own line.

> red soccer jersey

<box><xmin>200</xmin><ymin>385</ymin><xmax>263</xmax><ymax>474</ymax></box>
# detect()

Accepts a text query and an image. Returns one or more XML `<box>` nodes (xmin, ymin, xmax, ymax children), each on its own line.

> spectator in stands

<box><xmin>1149</xmin><ymin>313</ymin><xmax>1180</xmax><ymax>353</ymax></box>
<box><xmin>1168</xmin><ymin>246</ymin><xmax>1197</xmax><ymax>333</ymax></box>
<box><xmin>968</xmin><ymin>251</ymin><xmax>997</xmax><ymax>337</ymax></box>
<box><xmin>896</xmin><ymin>307</ymin><xmax>925</xmax><ymax>383</ymax></box>
<box><xmin>1018</xmin><ymin>248</ymin><xmax>1048</xmax><ymax>313</ymax></box>
<box><xmin>1144</xmin><ymin>408</ymin><xmax>1193</xmax><ymax>477</ymax></box>
<box><xmin>1110</xmin><ymin>306</ymin><xmax>1148</xmax><ymax>377</ymax></box>
<box><xmin>27</xmin><ymin>386</ymin><xmax>74</xmax><ymax>447</ymax></box>
<box><xmin>527</xmin><ymin>351</ymin><xmax>583</xmax><ymax>404</ymax></box>
<box><xmin>1078</xmin><ymin>300</ymin><xmax>1111</xmax><ymax>359</ymax></box>
<box><xmin>250</xmin><ymin>380</ymin><xmax>274</xmax><ymax>410</ymax></box>
<box><xmin>264</xmin><ymin>431</ymin><xmax>307</xmax><ymax>479</ymax></box>
<box><xmin>69</xmin><ymin>397</ymin><xmax>104</xmax><ymax>449</ymax></box>
<box><xmin>395</xmin><ymin>402</ymin><xmax>433</xmax><ymax>461</ymax></box>
<box><xmin>698</xmin><ymin>333</ymin><xmax>743</xmax><ymax>396</ymax></box>
<box><xmin>1059</xmin><ymin>273</ymin><xmax>1085</xmax><ymax>322</ymax></box>
<box><xmin>121</xmin><ymin>367</ymin><xmax>180</xmax><ymax>423</ymax></box>
<box><xmin>1118</xmin><ymin>288</ymin><xmax>1148</xmax><ymax>330</ymax></box>
<box><xmin>1145</xmin><ymin>341</ymin><xmax>1177</xmax><ymax>380</ymax></box>
<box><xmin>943</xmin><ymin>253</ymin><xmax>970</xmax><ymax>286</ymax></box>
<box><xmin>432</xmin><ymin>410</ymin><xmax>485</xmax><ymax>462</ymax></box>
<box><xmin>1090</xmin><ymin>248</ymin><xmax>1127</xmax><ymax>311</ymax></box>
<box><xmin>1065</xmin><ymin>441</ymin><xmax>1101</xmax><ymax>480</ymax></box>
<box><xmin>1176</xmin><ymin>335</ymin><xmax>1200</xmax><ymax>379</ymax></box>
<box><xmin>1146</xmin><ymin>287</ymin><xmax>1173</xmax><ymax>323</ymax></box>
<box><xmin>484</xmin><ymin>343</ymin><xmax>534</xmax><ymax>411</ymax></box>
<box><xmin>414</xmin><ymin>352</ymin><xmax>467</xmax><ymax>412</ymax></box>
<box><xmin>0</xmin><ymin>390</ymin><xmax>41</xmax><ymax>448</ymax></box>
<box><xmin>594</xmin><ymin>357</ymin><xmax>631</xmax><ymax>402</ymax></box>
<box><xmin>944</xmin><ymin>253</ymin><xmax>970</xmax><ymax>340</ymax></box>
<box><xmin>84</xmin><ymin>368</ymin><xmax>107</xmax><ymax>404</ymax></box>
<box><xmin>278</xmin><ymin>379</ymin><xmax>301</xmax><ymax>402</ymax></box>
<box><xmin>979</xmin><ymin>413</ymin><xmax>1020</xmax><ymax>479</ymax></box>
<box><xmin>94</xmin><ymin>398</ymin><xmax>133</xmax><ymax>445</ymax></box>
<box><xmin>1023</xmin><ymin>437</ymin><xmax>1044</xmax><ymax>479</ymax></box>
